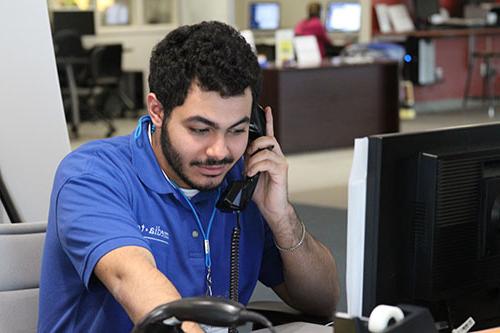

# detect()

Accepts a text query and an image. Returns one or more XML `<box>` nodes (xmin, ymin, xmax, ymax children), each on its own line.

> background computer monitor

<box><xmin>413</xmin><ymin>0</ymin><xmax>440</xmax><ymax>27</ymax></box>
<box><xmin>52</xmin><ymin>10</ymin><xmax>95</xmax><ymax>36</ymax></box>
<box><xmin>347</xmin><ymin>123</ymin><xmax>500</xmax><ymax>331</ymax></box>
<box><xmin>325</xmin><ymin>2</ymin><xmax>362</xmax><ymax>32</ymax></box>
<box><xmin>249</xmin><ymin>2</ymin><xmax>280</xmax><ymax>30</ymax></box>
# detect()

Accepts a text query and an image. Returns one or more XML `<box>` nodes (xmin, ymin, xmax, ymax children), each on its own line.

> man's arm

<box><xmin>270</xmin><ymin>206</ymin><xmax>340</xmax><ymax>317</ymax></box>
<box><xmin>247</xmin><ymin>106</ymin><xmax>340</xmax><ymax>317</ymax></box>
<box><xmin>94</xmin><ymin>245</ymin><xmax>203</xmax><ymax>332</ymax></box>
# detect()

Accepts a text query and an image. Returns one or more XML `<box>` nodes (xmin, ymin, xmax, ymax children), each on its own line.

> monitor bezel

<box><xmin>52</xmin><ymin>10</ymin><xmax>96</xmax><ymax>36</ymax></box>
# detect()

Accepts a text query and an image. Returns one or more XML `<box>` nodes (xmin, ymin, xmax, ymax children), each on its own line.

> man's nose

<box><xmin>206</xmin><ymin>134</ymin><xmax>229</xmax><ymax>159</ymax></box>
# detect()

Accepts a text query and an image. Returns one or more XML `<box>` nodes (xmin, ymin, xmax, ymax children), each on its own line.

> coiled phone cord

<box><xmin>228</xmin><ymin>212</ymin><xmax>241</xmax><ymax>333</ymax></box>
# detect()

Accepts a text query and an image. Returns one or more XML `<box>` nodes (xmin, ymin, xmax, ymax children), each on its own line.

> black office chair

<box><xmin>53</xmin><ymin>29</ymin><xmax>87</xmax><ymax>59</ymax></box>
<box><xmin>53</xmin><ymin>30</ymin><xmax>91</xmax><ymax>136</ymax></box>
<box><xmin>77</xmin><ymin>43</ymin><xmax>134</xmax><ymax>137</ymax></box>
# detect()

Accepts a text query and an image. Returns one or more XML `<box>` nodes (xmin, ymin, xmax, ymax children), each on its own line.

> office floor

<box><xmin>69</xmin><ymin>106</ymin><xmax>500</xmax><ymax>210</ymax></box>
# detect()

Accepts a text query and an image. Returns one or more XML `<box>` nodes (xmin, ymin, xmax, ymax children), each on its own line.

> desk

<box><xmin>260</xmin><ymin>61</ymin><xmax>399</xmax><ymax>154</ymax></box>
<box><xmin>253</xmin><ymin>322</ymin><xmax>332</xmax><ymax>333</ymax></box>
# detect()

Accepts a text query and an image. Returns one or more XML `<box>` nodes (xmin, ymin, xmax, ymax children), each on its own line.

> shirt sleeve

<box><xmin>55</xmin><ymin>173</ymin><xmax>151</xmax><ymax>289</ymax></box>
<box><xmin>315</xmin><ymin>23</ymin><xmax>332</xmax><ymax>47</ymax></box>
<box><xmin>258</xmin><ymin>221</ymin><xmax>284</xmax><ymax>287</ymax></box>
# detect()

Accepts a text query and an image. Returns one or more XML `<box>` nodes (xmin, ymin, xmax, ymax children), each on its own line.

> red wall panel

<box><xmin>370</xmin><ymin>0</ymin><xmax>500</xmax><ymax>102</ymax></box>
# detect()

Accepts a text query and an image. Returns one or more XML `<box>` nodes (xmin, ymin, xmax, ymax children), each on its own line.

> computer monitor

<box><xmin>103</xmin><ymin>3</ymin><xmax>129</xmax><ymax>26</ymax></box>
<box><xmin>347</xmin><ymin>123</ymin><xmax>500</xmax><ymax>331</ymax></box>
<box><xmin>413</xmin><ymin>0</ymin><xmax>440</xmax><ymax>27</ymax></box>
<box><xmin>52</xmin><ymin>10</ymin><xmax>95</xmax><ymax>36</ymax></box>
<box><xmin>325</xmin><ymin>2</ymin><xmax>362</xmax><ymax>32</ymax></box>
<box><xmin>249</xmin><ymin>2</ymin><xmax>280</xmax><ymax>30</ymax></box>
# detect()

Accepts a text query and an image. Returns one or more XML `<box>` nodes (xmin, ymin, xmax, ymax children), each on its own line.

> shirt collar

<box><xmin>131</xmin><ymin>116</ymin><xmax>175</xmax><ymax>195</ymax></box>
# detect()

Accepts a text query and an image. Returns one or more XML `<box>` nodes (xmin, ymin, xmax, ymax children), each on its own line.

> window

<box><xmin>97</xmin><ymin>0</ymin><xmax>131</xmax><ymax>26</ymax></box>
<box><xmin>144</xmin><ymin>0</ymin><xmax>175</xmax><ymax>25</ymax></box>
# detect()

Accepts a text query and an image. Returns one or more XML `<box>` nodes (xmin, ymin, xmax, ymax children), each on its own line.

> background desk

<box><xmin>260</xmin><ymin>61</ymin><xmax>400</xmax><ymax>154</ymax></box>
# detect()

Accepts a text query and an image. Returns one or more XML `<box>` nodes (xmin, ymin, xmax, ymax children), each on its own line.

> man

<box><xmin>38</xmin><ymin>21</ymin><xmax>339</xmax><ymax>332</ymax></box>
<box><xmin>294</xmin><ymin>2</ymin><xmax>334</xmax><ymax>58</ymax></box>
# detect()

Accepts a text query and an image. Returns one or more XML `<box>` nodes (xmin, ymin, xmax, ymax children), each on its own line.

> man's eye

<box><xmin>190</xmin><ymin>128</ymin><xmax>210</xmax><ymax>134</ymax></box>
<box><xmin>230</xmin><ymin>128</ymin><xmax>247</xmax><ymax>135</ymax></box>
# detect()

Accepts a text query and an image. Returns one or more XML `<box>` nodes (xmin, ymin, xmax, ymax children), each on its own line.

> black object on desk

<box><xmin>247</xmin><ymin>301</ymin><xmax>332</xmax><ymax>330</ymax></box>
<box><xmin>335</xmin><ymin>305</ymin><xmax>437</xmax><ymax>333</ymax></box>
<box><xmin>132</xmin><ymin>297</ymin><xmax>276</xmax><ymax>333</ymax></box>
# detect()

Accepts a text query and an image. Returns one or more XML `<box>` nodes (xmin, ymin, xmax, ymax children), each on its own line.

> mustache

<box><xmin>190</xmin><ymin>157</ymin><xmax>234</xmax><ymax>167</ymax></box>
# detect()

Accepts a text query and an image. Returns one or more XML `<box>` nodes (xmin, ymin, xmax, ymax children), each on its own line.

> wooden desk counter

<box><xmin>260</xmin><ymin>60</ymin><xmax>400</xmax><ymax>154</ymax></box>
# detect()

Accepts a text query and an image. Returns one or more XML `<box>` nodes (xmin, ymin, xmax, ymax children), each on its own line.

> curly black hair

<box><xmin>148</xmin><ymin>21</ymin><xmax>262</xmax><ymax>119</ymax></box>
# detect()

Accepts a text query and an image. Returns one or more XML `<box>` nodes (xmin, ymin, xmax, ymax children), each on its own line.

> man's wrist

<box><xmin>271</xmin><ymin>204</ymin><xmax>306</xmax><ymax>250</ymax></box>
<box><xmin>274</xmin><ymin>219</ymin><xmax>306</xmax><ymax>252</ymax></box>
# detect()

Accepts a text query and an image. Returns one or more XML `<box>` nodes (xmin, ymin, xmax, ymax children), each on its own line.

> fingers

<box><xmin>246</xmin><ymin>135</ymin><xmax>283</xmax><ymax>157</ymax></box>
<box><xmin>264</xmin><ymin>106</ymin><xmax>274</xmax><ymax>137</ymax></box>
<box><xmin>245</xmin><ymin>147</ymin><xmax>288</xmax><ymax>177</ymax></box>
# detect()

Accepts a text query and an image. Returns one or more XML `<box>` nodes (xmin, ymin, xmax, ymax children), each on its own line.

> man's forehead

<box><xmin>189</xmin><ymin>83</ymin><xmax>253</xmax><ymax>101</ymax></box>
<box><xmin>170</xmin><ymin>86</ymin><xmax>252</xmax><ymax>126</ymax></box>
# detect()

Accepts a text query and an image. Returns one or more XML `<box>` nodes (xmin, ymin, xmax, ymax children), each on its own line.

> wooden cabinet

<box><xmin>260</xmin><ymin>61</ymin><xmax>400</xmax><ymax>154</ymax></box>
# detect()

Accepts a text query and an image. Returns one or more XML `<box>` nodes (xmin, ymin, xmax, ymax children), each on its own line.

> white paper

<box><xmin>275</xmin><ymin>29</ymin><xmax>295</xmax><ymax>67</ymax></box>
<box><xmin>375</xmin><ymin>4</ymin><xmax>392</xmax><ymax>33</ymax></box>
<box><xmin>388</xmin><ymin>4</ymin><xmax>415</xmax><ymax>33</ymax></box>
<box><xmin>346</xmin><ymin>137</ymin><xmax>369</xmax><ymax>317</ymax></box>
<box><xmin>293</xmin><ymin>35</ymin><xmax>321</xmax><ymax>67</ymax></box>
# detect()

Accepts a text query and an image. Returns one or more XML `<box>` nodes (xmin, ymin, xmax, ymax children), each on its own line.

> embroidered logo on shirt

<box><xmin>139</xmin><ymin>224</ymin><xmax>170</xmax><ymax>245</ymax></box>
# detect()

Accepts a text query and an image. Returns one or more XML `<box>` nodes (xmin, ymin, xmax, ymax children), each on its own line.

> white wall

<box><xmin>180</xmin><ymin>0</ymin><xmax>235</xmax><ymax>26</ymax></box>
<box><xmin>0</xmin><ymin>0</ymin><xmax>71</xmax><ymax>222</ymax></box>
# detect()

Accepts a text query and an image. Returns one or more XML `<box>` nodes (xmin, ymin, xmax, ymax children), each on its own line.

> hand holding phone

<box><xmin>216</xmin><ymin>104</ymin><xmax>267</xmax><ymax>212</ymax></box>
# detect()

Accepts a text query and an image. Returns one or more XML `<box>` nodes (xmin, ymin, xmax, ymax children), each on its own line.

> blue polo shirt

<box><xmin>38</xmin><ymin>118</ymin><xmax>284</xmax><ymax>333</ymax></box>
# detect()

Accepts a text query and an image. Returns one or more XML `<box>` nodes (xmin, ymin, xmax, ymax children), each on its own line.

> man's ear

<box><xmin>146</xmin><ymin>93</ymin><xmax>164</xmax><ymax>129</ymax></box>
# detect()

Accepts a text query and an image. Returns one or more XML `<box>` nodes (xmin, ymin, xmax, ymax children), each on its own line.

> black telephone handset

<box><xmin>216</xmin><ymin>104</ymin><xmax>266</xmax><ymax>212</ymax></box>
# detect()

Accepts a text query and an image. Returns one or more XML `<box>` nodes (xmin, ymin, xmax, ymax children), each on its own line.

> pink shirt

<box><xmin>294</xmin><ymin>17</ymin><xmax>332</xmax><ymax>58</ymax></box>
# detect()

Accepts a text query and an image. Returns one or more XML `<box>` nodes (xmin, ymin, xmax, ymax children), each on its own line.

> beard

<box><xmin>160</xmin><ymin>118</ymin><xmax>235</xmax><ymax>191</ymax></box>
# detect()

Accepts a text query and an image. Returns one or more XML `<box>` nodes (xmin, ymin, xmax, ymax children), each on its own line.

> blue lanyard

<box><xmin>134</xmin><ymin>115</ymin><xmax>151</xmax><ymax>140</ymax></box>
<box><xmin>138</xmin><ymin>116</ymin><xmax>221</xmax><ymax>295</ymax></box>
<box><xmin>177</xmin><ymin>188</ymin><xmax>221</xmax><ymax>296</ymax></box>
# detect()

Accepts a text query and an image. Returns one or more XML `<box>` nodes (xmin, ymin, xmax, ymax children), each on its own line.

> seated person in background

<box><xmin>294</xmin><ymin>2</ymin><xmax>334</xmax><ymax>58</ymax></box>
<box><xmin>38</xmin><ymin>21</ymin><xmax>340</xmax><ymax>333</ymax></box>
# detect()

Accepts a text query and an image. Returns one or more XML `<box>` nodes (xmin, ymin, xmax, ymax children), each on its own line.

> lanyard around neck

<box><xmin>179</xmin><ymin>189</ymin><xmax>220</xmax><ymax>268</ymax></box>
<box><xmin>177</xmin><ymin>187</ymin><xmax>221</xmax><ymax>296</ymax></box>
